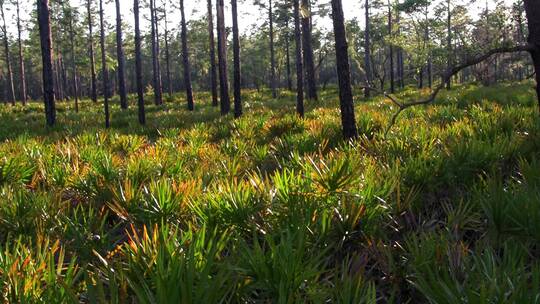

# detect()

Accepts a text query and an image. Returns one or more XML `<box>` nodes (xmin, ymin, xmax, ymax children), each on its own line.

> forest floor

<box><xmin>0</xmin><ymin>83</ymin><xmax>539</xmax><ymax>303</ymax></box>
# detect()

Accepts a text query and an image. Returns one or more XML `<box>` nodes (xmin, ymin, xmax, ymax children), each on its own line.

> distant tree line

<box><xmin>0</xmin><ymin>0</ymin><xmax>538</xmax><ymax>139</ymax></box>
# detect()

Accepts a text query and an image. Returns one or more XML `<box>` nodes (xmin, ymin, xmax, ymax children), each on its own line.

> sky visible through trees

<box><xmin>6</xmin><ymin>0</ymin><xmax>514</xmax><ymax>37</ymax></box>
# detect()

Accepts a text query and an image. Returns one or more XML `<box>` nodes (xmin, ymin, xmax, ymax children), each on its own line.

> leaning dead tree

<box><xmin>346</xmin><ymin>1</ymin><xmax>539</xmax><ymax>137</ymax></box>
<box><xmin>372</xmin><ymin>44</ymin><xmax>538</xmax><ymax>135</ymax></box>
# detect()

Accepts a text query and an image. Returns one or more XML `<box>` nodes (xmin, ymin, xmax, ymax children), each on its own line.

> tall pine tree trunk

<box><xmin>1</xmin><ymin>74</ymin><xmax>5</xmax><ymax>104</ymax></box>
<box><xmin>524</xmin><ymin>0</ymin><xmax>540</xmax><ymax>108</ymax></box>
<box><xmin>231</xmin><ymin>0</ymin><xmax>242</xmax><ymax>117</ymax></box>
<box><xmin>54</xmin><ymin>57</ymin><xmax>61</xmax><ymax>101</ymax></box>
<box><xmin>293</xmin><ymin>0</ymin><xmax>304</xmax><ymax>117</ymax></box>
<box><xmin>269</xmin><ymin>0</ymin><xmax>277</xmax><ymax>98</ymax></box>
<box><xmin>446</xmin><ymin>0</ymin><xmax>452</xmax><ymax>90</ymax></box>
<box><xmin>60</xmin><ymin>56</ymin><xmax>69</xmax><ymax>99</ymax></box>
<box><xmin>301</xmin><ymin>0</ymin><xmax>318</xmax><ymax>101</ymax></box>
<box><xmin>388</xmin><ymin>0</ymin><xmax>395</xmax><ymax>93</ymax></box>
<box><xmin>216</xmin><ymin>0</ymin><xmax>230</xmax><ymax>114</ymax></box>
<box><xmin>164</xmin><ymin>7</ymin><xmax>172</xmax><ymax>97</ymax></box>
<box><xmin>331</xmin><ymin>0</ymin><xmax>357</xmax><ymax>140</ymax></box>
<box><xmin>285</xmin><ymin>17</ymin><xmax>292</xmax><ymax>91</ymax></box>
<box><xmin>134</xmin><ymin>0</ymin><xmax>145</xmax><ymax>125</ymax></box>
<box><xmin>149</xmin><ymin>0</ymin><xmax>162</xmax><ymax>105</ymax></box>
<box><xmin>67</xmin><ymin>7</ymin><xmax>79</xmax><ymax>112</ymax></box>
<box><xmin>396</xmin><ymin>11</ymin><xmax>404</xmax><ymax>88</ymax></box>
<box><xmin>15</xmin><ymin>0</ymin><xmax>26</xmax><ymax>105</ymax></box>
<box><xmin>364</xmin><ymin>0</ymin><xmax>372</xmax><ymax>98</ymax></box>
<box><xmin>87</xmin><ymin>0</ymin><xmax>97</xmax><ymax>103</ymax></box>
<box><xmin>37</xmin><ymin>0</ymin><xmax>55</xmax><ymax>126</ymax></box>
<box><xmin>207</xmin><ymin>0</ymin><xmax>218</xmax><ymax>106</ymax></box>
<box><xmin>99</xmin><ymin>0</ymin><xmax>110</xmax><ymax>128</ymax></box>
<box><xmin>154</xmin><ymin>5</ymin><xmax>163</xmax><ymax>103</ymax></box>
<box><xmin>180</xmin><ymin>0</ymin><xmax>194</xmax><ymax>111</ymax></box>
<box><xmin>0</xmin><ymin>3</ymin><xmax>15</xmax><ymax>105</ymax></box>
<box><xmin>115</xmin><ymin>0</ymin><xmax>128</xmax><ymax>109</ymax></box>
<box><xmin>425</xmin><ymin>11</ymin><xmax>432</xmax><ymax>89</ymax></box>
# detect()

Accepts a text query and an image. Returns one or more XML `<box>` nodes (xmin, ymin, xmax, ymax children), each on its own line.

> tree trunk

<box><xmin>331</xmin><ymin>0</ymin><xmax>358</xmax><ymax>140</ymax></box>
<box><xmin>388</xmin><ymin>0</ymin><xmax>395</xmax><ymax>93</ymax></box>
<box><xmin>285</xmin><ymin>17</ymin><xmax>292</xmax><ymax>91</ymax></box>
<box><xmin>425</xmin><ymin>11</ymin><xmax>432</xmax><ymax>89</ymax></box>
<box><xmin>67</xmin><ymin>6</ymin><xmax>79</xmax><ymax>112</ymax></box>
<box><xmin>150</xmin><ymin>0</ymin><xmax>162</xmax><ymax>105</ymax></box>
<box><xmin>1</xmin><ymin>74</ymin><xmax>5</xmax><ymax>104</ymax></box>
<box><xmin>293</xmin><ymin>0</ymin><xmax>304</xmax><ymax>117</ymax></box>
<box><xmin>269</xmin><ymin>0</ymin><xmax>277</xmax><ymax>98</ymax></box>
<box><xmin>54</xmin><ymin>57</ymin><xmax>61</xmax><ymax>101</ymax></box>
<box><xmin>115</xmin><ymin>0</ymin><xmax>128</xmax><ymax>109</ymax></box>
<box><xmin>180</xmin><ymin>0</ymin><xmax>194</xmax><ymax>111</ymax></box>
<box><xmin>524</xmin><ymin>0</ymin><xmax>540</xmax><ymax>107</ymax></box>
<box><xmin>164</xmin><ymin>7</ymin><xmax>172</xmax><ymax>97</ymax></box>
<box><xmin>0</xmin><ymin>3</ymin><xmax>15</xmax><ymax>105</ymax></box>
<box><xmin>15</xmin><ymin>0</ymin><xmax>26</xmax><ymax>105</ymax></box>
<box><xmin>446</xmin><ymin>0</ymin><xmax>452</xmax><ymax>90</ymax></box>
<box><xmin>207</xmin><ymin>0</ymin><xmax>218</xmax><ymax>107</ymax></box>
<box><xmin>37</xmin><ymin>0</ymin><xmax>55</xmax><ymax>126</ymax></box>
<box><xmin>154</xmin><ymin>5</ymin><xmax>163</xmax><ymax>103</ymax></box>
<box><xmin>231</xmin><ymin>0</ymin><xmax>242</xmax><ymax>117</ymax></box>
<box><xmin>216</xmin><ymin>0</ymin><xmax>230</xmax><ymax>114</ymax></box>
<box><xmin>99</xmin><ymin>0</ymin><xmax>110</xmax><ymax>128</ymax></box>
<box><xmin>87</xmin><ymin>0</ymin><xmax>98</xmax><ymax>103</ymax></box>
<box><xmin>302</xmin><ymin>0</ymin><xmax>318</xmax><ymax>101</ymax></box>
<box><xmin>60</xmin><ymin>56</ymin><xmax>69</xmax><ymax>100</ymax></box>
<box><xmin>396</xmin><ymin>11</ymin><xmax>404</xmax><ymax>88</ymax></box>
<box><xmin>364</xmin><ymin>0</ymin><xmax>372</xmax><ymax>98</ymax></box>
<box><xmin>134</xmin><ymin>0</ymin><xmax>145</xmax><ymax>125</ymax></box>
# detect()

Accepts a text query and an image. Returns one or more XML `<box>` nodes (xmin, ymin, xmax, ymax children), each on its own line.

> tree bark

<box><xmin>180</xmin><ymin>0</ymin><xmax>194</xmax><ymax>111</ymax></box>
<box><xmin>331</xmin><ymin>0</ymin><xmax>358</xmax><ymax>140</ymax></box>
<box><xmin>216</xmin><ymin>0</ymin><xmax>230</xmax><ymax>114</ymax></box>
<box><xmin>524</xmin><ymin>0</ymin><xmax>540</xmax><ymax>107</ymax></box>
<box><xmin>37</xmin><ymin>0</ymin><xmax>55</xmax><ymax>126</ymax></box>
<box><xmin>388</xmin><ymin>0</ymin><xmax>395</xmax><ymax>93</ymax></box>
<box><xmin>0</xmin><ymin>3</ymin><xmax>15</xmax><ymax>105</ymax></box>
<box><xmin>364</xmin><ymin>0</ymin><xmax>372</xmax><ymax>98</ymax></box>
<box><xmin>15</xmin><ymin>0</ymin><xmax>26</xmax><ymax>105</ymax></box>
<box><xmin>134</xmin><ymin>0</ymin><xmax>145</xmax><ymax>125</ymax></box>
<box><xmin>60</xmin><ymin>56</ymin><xmax>69</xmax><ymax>100</ymax></box>
<box><xmin>67</xmin><ymin>6</ymin><xmax>79</xmax><ymax>112</ymax></box>
<box><xmin>115</xmin><ymin>0</ymin><xmax>128</xmax><ymax>109</ymax></box>
<box><xmin>269</xmin><ymin>0</ymin><xmax>277</xmax><ymax>98</ymax></box>
<box><xmin>154</xmin><ymin>4</ymin><xmax>163</xmax><ymax>103</ymax></box>
<box><xmin>164</xmin><ymin>7</ymin><xmax>172</xmax><ymax>97</ymax></box>
<box><xmin>425</xmin><ymin>10</ymin><xmax>432</xmax><ymax>89</ymax></box>
<box><xmin>99</xmin><ymin>0</ymin><xmax>110</xmax><ymax>128</ymax></box>
<box><xmin>285</xmin><ymin>16</ymin><xmax>292</xmax><ymax>91</ymax></box>
<box><xmin>446</xmin><ymin>0</ymin><xmax>452</xmax><ymax>90</ymax></box>
<box><xmin>396</xmin><ymin>11</ymin><xmax>404</xmax><ymax>88</ymax></box>
<box><xmin>149</xmin><ymin>0</ymin><xmax>162</xmax><ymax>105</ymax></box>
<box><xmin>231</xmin><ymin>0</ymin><xmax>242</xmax><ymax>117</ymax></box>
<box><xmin>54</xmin><ymin>57</ymin><xmax>62</xmax><ymax>101</ymax></box>
<box><xmin>87</xmin><ymin>0</ymin><xmax>98</xmax><ymax>103</ymax></box>
<box><xmin>1</xmin><ymin>74</ymin><xmax>5</xmax><ymax>104</ymax></box>
<box><xmin>301</xmin><ymin>0</ymin><xmax>318</xmax><ymax>101</ymax></box>
<box><xmin>293</xmin><ymin>0</ymin><xmax>304</xmax><ymax>117</ymax></box>
<box><xmin>207</xmin><ymin>0</ymin><xmax>218</xmax><ymax>106</ymax></box>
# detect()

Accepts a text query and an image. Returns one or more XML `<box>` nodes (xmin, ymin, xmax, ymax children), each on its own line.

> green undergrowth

<box><xmin>0</xmin><ymin>82</ymin><xmax>539</xmax><ymax>303</ymax></box>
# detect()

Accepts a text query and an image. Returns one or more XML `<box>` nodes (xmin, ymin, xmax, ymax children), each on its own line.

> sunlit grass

<box><xmin>0</xmin><ymin>82</ymin><xmax>539</xmax><ymax>302</ymax></box>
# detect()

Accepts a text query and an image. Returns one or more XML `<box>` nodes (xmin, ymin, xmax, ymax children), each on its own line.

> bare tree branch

<box><xmin>357</xmin><ymin>43</ymin><xmax>537</xmax><ymax>137</ymax></box>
